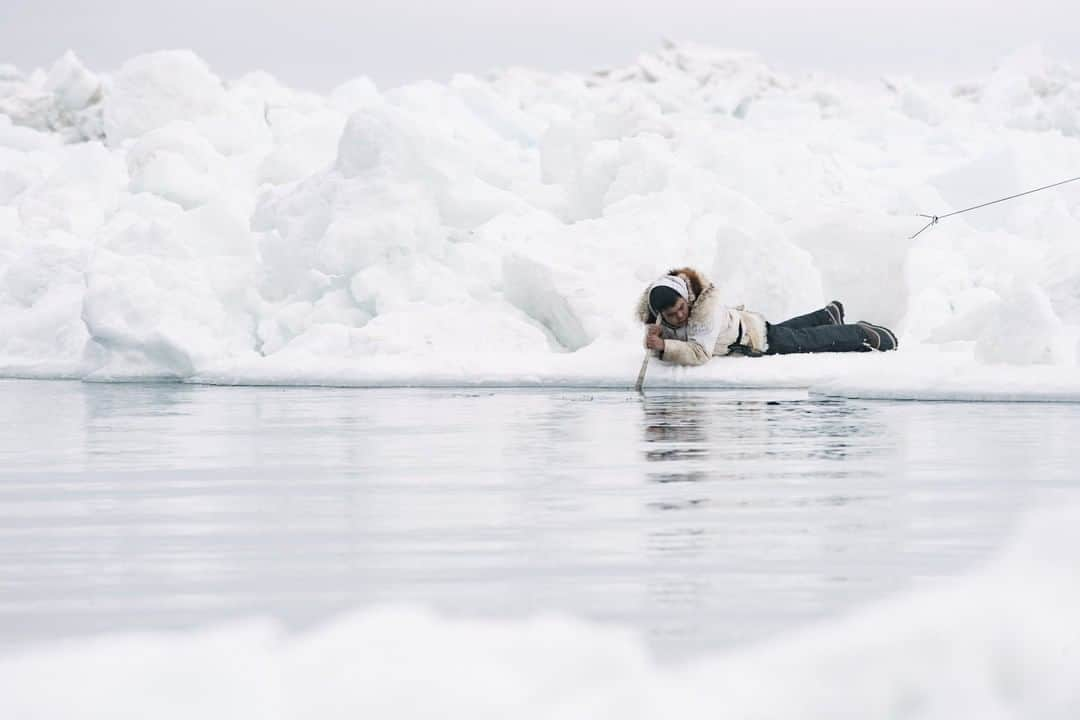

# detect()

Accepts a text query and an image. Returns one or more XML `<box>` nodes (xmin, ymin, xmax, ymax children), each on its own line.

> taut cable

<box><xmin>911</xmin><ymin>174</ymin><xmax>1080</xmax><ymax>239</ymax></box>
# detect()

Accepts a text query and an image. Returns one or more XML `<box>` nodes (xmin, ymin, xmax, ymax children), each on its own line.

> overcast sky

<box><xmin>2</xmin><ymin>1</ymin><xmax>1078</xmax><ymax>91</ymax></box>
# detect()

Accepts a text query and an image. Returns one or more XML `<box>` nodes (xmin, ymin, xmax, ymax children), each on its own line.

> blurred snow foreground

<box><xmin>3</xmin><ymin>504</ymin><xmax>1079</xmax><ymax>718</ymax></box>
<box><xmin>3</xmin><ymin>44</ymin><xmax>1080</xmax><ymax>397</ymax></box>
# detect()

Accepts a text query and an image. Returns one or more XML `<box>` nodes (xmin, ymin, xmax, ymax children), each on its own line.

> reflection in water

<box><xmin>636</xmin><ymin>391</ymin><xmax>897</xmax><ymax>648</ymax></box>
<box><xmin>639</xmin><ymin>394</ymin><xmax>712</xmax><ymax>641</ymax></box>
<box><xmin>640</xmin><ymin>393</ymin><xmax>880</xmax><ymax>485</ymax></box>
<box><xmin>641</xmin><ymin>394</ymin><xmax>711</xmax><ymax>485</ymax></box>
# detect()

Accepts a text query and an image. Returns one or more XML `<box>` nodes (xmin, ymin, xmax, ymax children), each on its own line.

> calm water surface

<box><xmin>1</xmin><ymin>380</ymin><xmax>1077</xmax><ymax>660</ymax></box>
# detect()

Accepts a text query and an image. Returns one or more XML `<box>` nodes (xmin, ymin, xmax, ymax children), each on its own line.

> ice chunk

<box><xmin>104</xmin><ymin>50</ymin><xmax>228</xmax><ymax>143</ymax></box>
<box><xmin>104</xmin><ymin>50</ymin><xmax>268</xmax><ymax>154</ymax></box>
<box><xmin>44</xmin><ymin>51</ymin><xmax>101</xmax><ymax>112</ymax></box>
<box><xmin>126</xmin><ymin>123</ymin><xmax>222</xmax><ymax>209</ymax></box>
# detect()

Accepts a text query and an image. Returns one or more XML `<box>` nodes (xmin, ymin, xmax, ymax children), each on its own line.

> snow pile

<box><xmin>3</xmin><ymin>503</ymin><xmax>1079</xmax><ymax>718</ymax></box>
<box><xmin>2</xmin><ymin>44</ymin><xmax>1080</xmax><ymax>396</ymax></box>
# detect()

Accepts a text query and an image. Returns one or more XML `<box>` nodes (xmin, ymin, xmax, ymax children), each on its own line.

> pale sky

<box><xmin>2</xmin><ymin>0</ymin><xmax>1078</xmax><ymax>91</ymax></box>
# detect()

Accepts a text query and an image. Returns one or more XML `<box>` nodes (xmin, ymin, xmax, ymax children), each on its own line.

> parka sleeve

<box><xmin>660</xmin><ymin>338</ymin><xmax>713</xmax><ymax>365</ymax></box>
<box><xmin>660</xmin><ymin>298</ymin><xmax>724</xmax><ymax>366</ymax></box>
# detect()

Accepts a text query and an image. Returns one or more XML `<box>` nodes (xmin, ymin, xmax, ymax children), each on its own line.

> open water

<box><xmin>1</xmin><ymin>380</ymin><xmax>1077</xmax><ymax>660</ymax></box>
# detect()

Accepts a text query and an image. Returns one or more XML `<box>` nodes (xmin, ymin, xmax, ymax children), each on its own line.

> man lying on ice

<box><xmin>638</xmin><ymin>267</ymin><xmax>897</xmax><ymax>365</ymax></box>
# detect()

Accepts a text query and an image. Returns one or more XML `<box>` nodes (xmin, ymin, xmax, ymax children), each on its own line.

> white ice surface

<box><xmin>2</xmin><ymin>503</ymin><xmax>1078</xmax><ymax>719</ymax></box>
<box><xmin>3</xmin><ymin>45</ymin><xmax>1080</xmax><ymax>399</ymax></box>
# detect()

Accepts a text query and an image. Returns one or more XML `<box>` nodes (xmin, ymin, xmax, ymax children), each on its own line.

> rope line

<box><xmin>911</xmin><ymin>174</ymin><xmax>1080</xmax><ymax>239</ymax></box>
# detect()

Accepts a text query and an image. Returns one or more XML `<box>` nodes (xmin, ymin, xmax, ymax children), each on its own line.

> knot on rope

<box><xmin>910</xmin><ymin>214</ymin><xmax>939</xmax><ymax>239</ymax></box>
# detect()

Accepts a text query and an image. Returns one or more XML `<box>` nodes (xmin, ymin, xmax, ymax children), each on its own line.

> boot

<box><xmin>856</xmin><ymin>321</ymin><xmax>898</xmax><ymax>351</ymax></box>
<box><xmin>825</xmin><ymin>300</ymin><xmax>845</xmax><ymax>325</ymax></box>
<box><xmin>774</xmin><ymin>301</ymin><xmax>844</xmax><ymax>330</ymax></box>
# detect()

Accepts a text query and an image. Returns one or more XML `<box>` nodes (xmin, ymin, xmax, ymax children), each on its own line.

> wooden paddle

<box><xmin>635</xmin><ymin>316</ymin><xmax>661</xmax><ymax>393</ymax></box>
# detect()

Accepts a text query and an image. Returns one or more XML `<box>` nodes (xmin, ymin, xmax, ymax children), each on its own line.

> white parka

<box><xmin>636</xmin><ymin>273</ymin><xmax>769</xmax><ymax>365</ymax></box>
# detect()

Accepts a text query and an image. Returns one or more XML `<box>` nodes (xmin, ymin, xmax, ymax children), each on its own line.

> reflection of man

<box><xmin>642</xmin><ymin>394</ymin><xmax>708</xmax><ymax>484</ymax></box>
<box><xmin>638</xmin><ymin>267</ymin><xmax>897</xmax><ymax>363</ymax></box>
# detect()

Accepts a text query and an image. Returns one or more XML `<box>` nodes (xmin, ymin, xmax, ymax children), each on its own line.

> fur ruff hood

<box><xmin>636</xmin><ymin>267</ymin><xmax>709</xmax><ymax>324</ymax></box>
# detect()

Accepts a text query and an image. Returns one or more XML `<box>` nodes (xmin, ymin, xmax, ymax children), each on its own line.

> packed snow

<box><xmin>2</xmin><ymin>44</ymin><xmax>1080</xmax><ymax>399</ymax></box>
<box><xmin>3</xmin><ymin>502</ymin><xmax>1079</xmax><ymax>718</ymax></box>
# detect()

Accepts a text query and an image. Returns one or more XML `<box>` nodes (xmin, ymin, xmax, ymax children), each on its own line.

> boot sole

<box><xmin>856</xmin><ymin>321</ymin><xmax>898</xmax><ymax>351</ymax></box>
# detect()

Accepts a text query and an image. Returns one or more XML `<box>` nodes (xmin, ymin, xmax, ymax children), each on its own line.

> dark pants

<box><xmin>765</xmin><ymin>308</ymin><xmax>868</xmax><ymax>355</ymax></box>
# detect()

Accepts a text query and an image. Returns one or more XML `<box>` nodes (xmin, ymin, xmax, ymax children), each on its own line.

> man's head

<box><xmin>648</xmin><ymin>275</ymin><xmax>691</xmax><ymax>327</ymax></box>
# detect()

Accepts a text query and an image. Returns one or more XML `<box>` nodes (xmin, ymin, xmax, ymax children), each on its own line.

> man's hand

<box><xmin>644</xmin><ymin>325</ymin><xmax>665</xmax><ymax>351</ymax></box>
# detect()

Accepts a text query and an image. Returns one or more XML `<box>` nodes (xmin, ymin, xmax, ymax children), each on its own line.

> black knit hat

<box><xmin>649</xmin><ymin>285</ymin><xmax>681</xmax><ymax>314</ymax></box>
